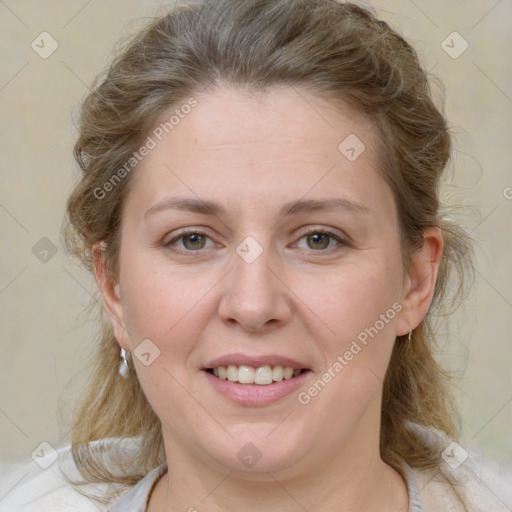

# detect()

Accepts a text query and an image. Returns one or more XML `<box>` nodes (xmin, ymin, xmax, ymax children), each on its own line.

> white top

<box><xmin>1</xmin><ymin>423</ymin><xmax>511</xmax><ymax>511</ymax></box>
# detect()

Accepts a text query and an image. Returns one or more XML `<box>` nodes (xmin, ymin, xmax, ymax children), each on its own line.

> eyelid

<box><xmin>294</xmin><ymin>225</ymin><xmax>348</xmax><ymax>240</ymax></box>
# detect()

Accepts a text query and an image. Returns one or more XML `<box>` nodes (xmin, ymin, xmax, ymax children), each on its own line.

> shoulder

<box><xmin>0</xmin><ymin>438</ymin><xmax>140</xmax><ymax>512</ymax></box>
<box><xmin>405</xmin><ymin>422</ymin><xmax>512</xmax><ymax>512</ymax></box>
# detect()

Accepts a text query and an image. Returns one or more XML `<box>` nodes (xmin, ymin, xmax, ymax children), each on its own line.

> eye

<box><xmin>293</xmin><ymin>228</ymin><xmax>346</xmax><ymax>251</ymax></box>
<box><xmin>163</xmin><ymin>230</ymin><xmax>215</xmax><ymax>252</ymax></box>
<box><xmin>162</xmin><ymin>227</ymin><xmax>347</xmax><ymax>254</ymax></box>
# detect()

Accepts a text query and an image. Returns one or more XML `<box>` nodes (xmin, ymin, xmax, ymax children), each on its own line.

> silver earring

<box><xmin>408</xmin><ymin>329</ymin><xmax>413</xmax><ymax>342</ymax></box>
<box><xmin>119</xmin><ymin>347</ymin><xmax>130</xmax><ymax>378</ymax></box>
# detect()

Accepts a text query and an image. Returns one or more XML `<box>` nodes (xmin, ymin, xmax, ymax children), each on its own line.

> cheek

<box><xmin>119</xmin><ymin>248</ymin><xmax>214</xmax><ymax>347</ymax></box>
<box><xmin>298</xmin><ymin>261</ymin><xmax>402</xmax><ymax>425</ymax></box>
<box><xmin>312</xmin><ymin>259</ymin><xmax>402</xmax><ymax>344</ymax></box>
<box><xmin>118</xmin><ymin>252</ymin><xmax>216</xmax><ymax>411</ymax></box>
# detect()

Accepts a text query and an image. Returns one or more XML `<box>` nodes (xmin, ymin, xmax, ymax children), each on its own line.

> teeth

<box><xmin>254</xmin><ymin>365</ymin><xmax>271</xmax><ymax>385</ymax></box>
<box><xmin>238</xmin><ymin>365</ymin><xmax>255</xmax><ymax>384</ymax></box>
<box><xmin>272</xmin><ymin>365</ymin><xmax>284</xmax><ymax>381</ymax></box>
<box><xmin>210</xmin><ymin>364</ymin><xmax>303</xmax><ymax>385</ymax></box>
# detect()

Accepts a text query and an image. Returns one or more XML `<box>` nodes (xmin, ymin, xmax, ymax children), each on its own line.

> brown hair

<box><xmin>61</xmin><ymin>0</ymin><xmax>473</xmax><ymax>504</ymax></box>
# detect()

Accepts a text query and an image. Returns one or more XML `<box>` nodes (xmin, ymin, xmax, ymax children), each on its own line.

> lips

<box><xmin>201</xmin><ymin>353</ymin><xmax>312</xmax><ymax>405</ymax></box>
<box><xmin>202</xmin><ymin>367</ymin><xmax>312</xmax><ymax>406</ymax></box>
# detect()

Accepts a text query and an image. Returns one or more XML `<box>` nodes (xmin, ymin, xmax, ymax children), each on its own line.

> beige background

<box><xmin>0</xmin><ymin>0</ymin><xmax>510</xmax><ymax>473</ymax></box>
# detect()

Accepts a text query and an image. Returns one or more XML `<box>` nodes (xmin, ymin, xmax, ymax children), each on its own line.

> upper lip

<box><xmin>203</xmin><ymin>353</ymin><xmax>309</xmax><ymax>370</ymax></box>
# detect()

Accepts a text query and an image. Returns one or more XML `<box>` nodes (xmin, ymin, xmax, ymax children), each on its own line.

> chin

<box><xmin>203</xmin><ymin>422</ymin><xmax>310</xmax><ymax>475</ymax></box>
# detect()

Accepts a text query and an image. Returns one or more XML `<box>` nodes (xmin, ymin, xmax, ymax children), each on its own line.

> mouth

<box><xmin>204</xmin><ymin>364</ymin><xmax>309</xmax><ymax>385</ymax></box>
<box><xmin>202</xmin><ymin>365</ymin><xmax>312</xmax><ymax>406</ymax></box>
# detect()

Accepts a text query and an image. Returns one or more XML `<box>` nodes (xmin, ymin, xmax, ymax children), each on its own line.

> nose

<box><xmin>217</xmin><ymin>242</ymin><xmax>293</xmax><ymax>333</ymax></box>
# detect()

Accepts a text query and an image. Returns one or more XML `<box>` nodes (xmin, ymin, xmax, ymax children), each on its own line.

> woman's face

<box><xmin>102</xmin><ymin>86</ymin><xmax>433</xmax><ymax>476</ymax></box>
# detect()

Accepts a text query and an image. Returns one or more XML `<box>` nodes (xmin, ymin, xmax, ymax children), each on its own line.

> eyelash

<box><xmin>162</xmin><ymin>227</ymin><xmax>348</xmax><ymax>255</ymax></box>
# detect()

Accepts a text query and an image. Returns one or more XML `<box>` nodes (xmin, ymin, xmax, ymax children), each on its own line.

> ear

<box><xmin>396</xmin><ymin>227</ymin><xmax>443</xmax><ymax>336</ymax></box>
<box><xmin>93</xmin><ymin>242</ymin><xmax>130</xmax><ymax>350</ymax></box>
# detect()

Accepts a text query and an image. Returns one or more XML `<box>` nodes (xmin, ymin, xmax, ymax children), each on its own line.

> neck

<box><xmin>148</xmin><ymin>441</ymin><xmax>409</xmax><ymax>512</ymax></box>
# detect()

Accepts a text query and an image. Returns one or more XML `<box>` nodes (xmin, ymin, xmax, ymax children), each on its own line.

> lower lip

<box><xmin>202</xmin><ymin>370</ymin><xmax>312</xmax><ymax>406</ymax></box>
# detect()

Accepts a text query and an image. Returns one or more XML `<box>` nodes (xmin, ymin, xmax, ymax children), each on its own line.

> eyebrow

<box><xmin>144</xmin><ymin>196</ymin><xmax>370</xmax><ymax>219</ymax></box>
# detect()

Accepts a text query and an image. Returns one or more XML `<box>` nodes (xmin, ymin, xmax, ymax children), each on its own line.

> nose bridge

<box><xmin>218</xmin><ymin>234</ymin><xmax>291</xmax><ymax>331</ymax></box>
<box><xmin>234</xmin><ymin>236</ymin><xmax>274</xmax><ymax>289</ymax></box>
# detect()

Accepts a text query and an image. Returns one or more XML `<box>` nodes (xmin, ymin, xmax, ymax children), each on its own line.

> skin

<box><xmin>95</xmin><ymin>86</ymin><xmax>443</xmax><ymax>511</ymax></box>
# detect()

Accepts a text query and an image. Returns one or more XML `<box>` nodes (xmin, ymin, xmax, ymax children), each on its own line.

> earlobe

<box><xmin>396</xmin><ymin>227</ymin><xmax>443</xmax><ymax>337</ymax></box>
<box><xmin>92</xmin><ymin>243</ymin><xmax>129</xmax><ymax>349</ymax></box>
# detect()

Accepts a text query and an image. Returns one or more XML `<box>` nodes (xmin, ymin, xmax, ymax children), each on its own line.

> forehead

<box><xmin>170</xmin><ymin>85</ymin><xmax>376</xmax><ymax>156</ymax></box>
<box><xmin>125</xmin><ymin>86</ymin><xmax>389</xmax><ymax>218</ymax></box>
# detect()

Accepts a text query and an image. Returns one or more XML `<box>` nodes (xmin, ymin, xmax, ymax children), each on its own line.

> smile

<box><xmin>202</xmin><ymin>366</ymin><xmax>312</xmax><ymax>406</ymax></box>
<box><xmin>206</xmin><ymin>364</ymin><xmax>304</xmax><ymax>385</ymax></box>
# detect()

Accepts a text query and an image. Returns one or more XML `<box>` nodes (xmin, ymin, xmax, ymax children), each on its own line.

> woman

<box><xmin>1</xmin><ymin>0</ymin><xmax>510</xmax><ymax>510</ymax></box>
